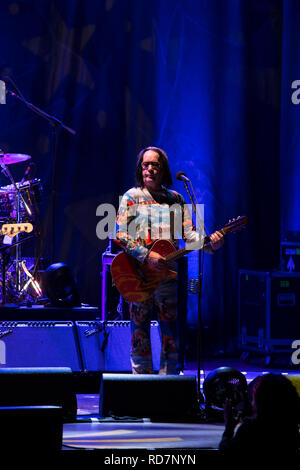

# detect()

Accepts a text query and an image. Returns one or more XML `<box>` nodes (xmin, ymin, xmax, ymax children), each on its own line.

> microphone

<box><xmin>1</xmin><ymin>73</ymin><xmax>27</xmax><ymax>102</ymax></box>
<box><xmin>0</xmin><ymin>80</ymin><xmax>6</xmax><ymax>104</ymax></box>
<box><xmin>0</xmin><ymin>64</ymin><xmax>11</xmax><ymax>102</ymax></box>
<box><xmin>176</xmin><ymin>171</ymin><xmax>190</xmax><ymax>183</ymax></box>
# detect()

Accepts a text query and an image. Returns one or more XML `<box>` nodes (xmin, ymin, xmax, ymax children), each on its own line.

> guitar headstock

<box><xmin>1</xmin><ymin>222</ymin><xmax>34</xmax><ymax>237</ymax></box>
<box><xmin>222</xmin><ymin>216</ymin><xmax>248</xmax><ymax>235</ymax></box>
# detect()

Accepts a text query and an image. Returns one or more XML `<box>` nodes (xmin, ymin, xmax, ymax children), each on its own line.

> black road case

<box><xmin>238</xmin><ymin>270</ymin><xmax>300</xmax><ymax>365</ymax></box>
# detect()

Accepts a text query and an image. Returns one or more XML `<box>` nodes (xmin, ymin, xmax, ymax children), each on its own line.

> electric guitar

<box><xmin>111</xmin><ymin>216</ymin><xmax>248</xmax><ymax>303</ymax></box>
<box><xmin>0</xmin><ymin>222</ymin><xmax>34</xmax><ymax>237</ymax></box>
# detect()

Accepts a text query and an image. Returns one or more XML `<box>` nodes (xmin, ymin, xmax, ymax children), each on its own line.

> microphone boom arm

<box><xmin>6</xmin><ymin>88</ymin><xmax>76</xmax><ymax>135</ymax></box>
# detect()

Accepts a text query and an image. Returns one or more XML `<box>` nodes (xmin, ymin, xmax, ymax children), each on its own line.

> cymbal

<box><xmin>0</xmin><ymin>153</ymin><xmax>31</xmax><ymax>165</ymax></box>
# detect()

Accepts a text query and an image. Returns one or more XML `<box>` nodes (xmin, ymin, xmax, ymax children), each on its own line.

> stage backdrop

<box><xmin>0</xmin><ymin>0</ymin><xmax>296</xmax><ymax>355</ymax></box>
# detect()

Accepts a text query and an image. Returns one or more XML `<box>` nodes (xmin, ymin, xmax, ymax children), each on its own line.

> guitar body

<box><xmin>110</xmin><ymin>240</ymin><xmax>177</xmax><ymax>303</ymax></box>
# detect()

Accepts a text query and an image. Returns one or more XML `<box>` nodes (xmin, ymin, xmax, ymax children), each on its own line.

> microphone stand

<box><xmin>5</xmin><ymin>82</ymin><xmax>76</xmax><ymax>264</ymax></box>
<box><xmin>181</xmin><ymin>178</ymin><xmax>206</xmax><ymax>408</ymax></box>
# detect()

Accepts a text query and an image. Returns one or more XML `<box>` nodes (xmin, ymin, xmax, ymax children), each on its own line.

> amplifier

<box><xmin>0</xmin><ymin>321</ymin><xmax>82</xmax><ymax>371</ymax></box>
<box><xmin>101</xmin><ymin>251</ymin><xmax>129</xmax><ymax>321</ymax></box>
<box><xmin>75</xmin><ymin>320</ymin><xmax>162</xmax><ymax>372</ymax></box>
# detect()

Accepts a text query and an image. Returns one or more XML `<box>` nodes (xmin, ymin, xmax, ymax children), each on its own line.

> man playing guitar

<box><xmin>115</xmin><ymin>146</ymin><xmax>224</xmax><ymax>375</ymax></box>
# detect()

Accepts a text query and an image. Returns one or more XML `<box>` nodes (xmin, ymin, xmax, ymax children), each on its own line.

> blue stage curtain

<box><xmin>280</xmin><ymin>0</ymin><xmax>300</xmax><ymax>238</ymax></box>
<box><xmin>151</xmin><ymin>0</ymin><xmax>282</xmax><ymax>353</ymax></box>
<box><xmin>0</xmin><ymin>0</ymin><xmax>294</xmax><ymax>354</ymax></box>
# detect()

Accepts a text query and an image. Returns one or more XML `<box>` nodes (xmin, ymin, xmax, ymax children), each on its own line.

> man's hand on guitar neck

<box><xmin>209</xmin><ymin>230</ymin><xmax>224</xmax><ymax>251</ymax></box>
<box><xmin>145</xmin><ymin>250</ymin><xmax>167</xmax><ymax>271</ymax></box>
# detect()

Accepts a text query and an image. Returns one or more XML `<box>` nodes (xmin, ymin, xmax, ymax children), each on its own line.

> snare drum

<box><xmin>0</xmin><ymin>179</ymin><xmax>42</xmax><ymax>219</ymax></box>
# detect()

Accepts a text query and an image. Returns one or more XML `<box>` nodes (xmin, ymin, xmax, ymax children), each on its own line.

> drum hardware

<box><xmin>0</xmin><ymin>150</ymin><xmax>44</xmax><ymax>304</ymax></box>
<box><xmin>0</xmin><ymin>246</ymin><xmax>10</xmax><ymax>305</ymax></box>
<box><xmin>0</xmin><ymin>179</ymin><xmax>42</xmax><ymax>220</ymax></box>
<box><xmin>0</xmin><ymin>235</ymin><xmax>35</xmax><ymax>305</ymax></box>
<box><xmin>4</xmin><ymin>82</ymin><xmax>76</xmax><ymax>264</ymax></box>
<box><xmin>0</xmin><ymin>154</ymin><xmax>33</xmax><ymax>295</ymax></box>
<box><xmin>19</xmin><ymin>260</ymin><xmax>42</xmax><ymax>297</ymax></box>
<box><xmin>0</xmin><ymin>155</ymin><xmax>32</xmax><ymax>217</ymax></box>
<box><xmin>2</xmin><ymin>77</ymin><xmax>75</xmax><ymax>299</ymax></box>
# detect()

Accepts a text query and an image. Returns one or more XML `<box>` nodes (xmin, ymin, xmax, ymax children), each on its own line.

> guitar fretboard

<box><xmin>165</xmin><ymin>217</ymin><xmax>247</xmax><ymax>262</ymax></box>
<box><xmin>165</xmin><ymin>236</ymin><xmax>212</xmax><ymax>262</ymax></box>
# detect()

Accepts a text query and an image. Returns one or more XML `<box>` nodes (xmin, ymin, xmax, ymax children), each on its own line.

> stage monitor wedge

<box><xmin>0</xmin><ymin>367</ymin><xmax>77</xmax><ymax>422</ymax></box>
<box><xmin>0</xmin><ymin>406</ymin><xmax>63</xmax><ymax>453</ymax></box>
<box><xmin>99</xmin><ymin>373</ymin><xmax>199</xmax><ymax>421</ymax></box>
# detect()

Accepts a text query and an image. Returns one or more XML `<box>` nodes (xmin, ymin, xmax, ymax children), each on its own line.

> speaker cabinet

<box><xmin>0</xmin><ymin>406</ymin><xmax>63</xmax><ymax>453</ymax></box>
<box><xmin>0</xmin><ymin>367</ymin><xmax>77</xmax><ymax>422</ymax></box>
<box><xmin>76</xmin><ymin>320</ymin><xmax>161</xmax><ymax>372</ymax></box>
<box><xmin>99</xmin><ymin>373</ymin><xmax>198</xmax><ymax>421</ymax></box>
<box><xmin>0</xmin><ymin>321</ymin><xmax>82</xmax><ymax>371</ymax></box>
<box><xmin>101</xmin><ymin>251</ymin><xmax>126</xmax><ymax>320</ymax></box>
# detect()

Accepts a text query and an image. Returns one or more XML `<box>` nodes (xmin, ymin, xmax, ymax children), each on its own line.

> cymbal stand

<box><xmin>0</xmin><ymin>159</ymin><xmax>32</xmax><ymax>294</ymax></box>
<box><xmin>0</xmin><ymin>236</ymin><xmax>35</xmax><ymax>305</ymax></box>
<box><xmin>0</xmin><ymin>247</ymin><xmax>10</xmax><ymax>305</ymax></box>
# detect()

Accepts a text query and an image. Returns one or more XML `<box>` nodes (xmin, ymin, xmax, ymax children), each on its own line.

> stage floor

<box><xmin>61</xmin><ymin>357</ymin><xmax>300</xmax><ymax>454</ymax></box>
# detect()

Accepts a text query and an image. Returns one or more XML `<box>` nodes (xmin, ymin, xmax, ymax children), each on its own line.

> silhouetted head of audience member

<box><xmin>250</xmin><ymin>373</ymin><xmax>300</xmax><ymax>426</ymax></box>
<box><xmin>219</xmin><ymin>373</ymin><xmax>300</xmax><ymax>455</ymax></box>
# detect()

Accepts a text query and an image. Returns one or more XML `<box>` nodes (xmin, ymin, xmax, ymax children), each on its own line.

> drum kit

<box><xmin>0</xmin><ymin>151</ymin><xmax>43</xmax><ymax>304</ymax></box>
<box><xmin>0</xmin><ymin>79</ymin><xmax>76</xmax><ymax>305</ymax></box>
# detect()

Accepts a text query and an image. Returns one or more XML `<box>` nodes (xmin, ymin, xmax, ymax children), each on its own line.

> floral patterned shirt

<box><xmin>115</xmin><ymin>186</ymin><xmax>206</xmax><ymax>262</ymax></box>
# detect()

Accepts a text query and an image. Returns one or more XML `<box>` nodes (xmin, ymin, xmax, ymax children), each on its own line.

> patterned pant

<box><xmin>130</xmin><ymin>278</ymin><xmax>179</xmax><ymax>375</ymax></box>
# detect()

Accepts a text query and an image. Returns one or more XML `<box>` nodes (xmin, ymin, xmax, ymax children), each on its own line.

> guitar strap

<box><xmin>169</xmin><ymin>189</ymin><xmax>183</xmax><ymax>206</ymax></box>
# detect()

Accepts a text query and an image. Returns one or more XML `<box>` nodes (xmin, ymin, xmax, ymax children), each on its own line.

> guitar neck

<box><xmin>165</xmin><ymin>234</ymin><xmax>223</xmax><ymax>262</ymax></box>
<box><xmin>163</xmin><ymin>216</ymin><xmax>247</xmax><ymax>263</ymax></box>
<box><xmin>165</xmin><ymin>246</ymin><xmax>192</xmax><ymax>262</ymax></box>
